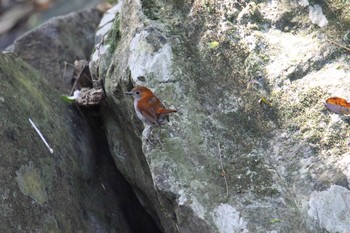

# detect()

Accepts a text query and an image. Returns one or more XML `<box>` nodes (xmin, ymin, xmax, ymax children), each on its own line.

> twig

<box><xmin>63</xmin><ymin>61</ymin><xmax>74</xmax><ymax>77</ymax></box>
<box><xmin>29</xmin><ymin>118</ymin><xmax>54</xmax><ymax>154</ymax></box>
<box><xmin>218</xmin><ymin>142</ymin><xmax>229</xmax><ymax>198</ymax></box>
<box><xmin>327</xmin><ymin>39</ymin><xmax>350</xmax><ymax>53</ymax></box>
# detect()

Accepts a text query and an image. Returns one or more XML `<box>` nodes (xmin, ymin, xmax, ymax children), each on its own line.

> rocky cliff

<box><xmin>0</xmin><ymin>9</ymin><xmax>160</xmax><ymax>233</ymax></box>
<box><xmin>93</xmin><ymin>0</ymin><xmax>350</xmax><ymax>232</ymax></box>
<box><xmin>2</xmin><ymin>0</ymin><xmax>350</xmax><ymax>232</ymax></box>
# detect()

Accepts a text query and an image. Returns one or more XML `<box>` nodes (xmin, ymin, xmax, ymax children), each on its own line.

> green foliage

<box><xmin>325</xmin><ymin>0</ymin><xmax>350</xmax><ymax>26</ymax></box>
<box><xmin>207</xmin><ymin>41</ymin><xmax>219</xmax><ymax>49</ymax></box>
<box><xmin>105</xmin><ymin>0</ymin><xmax>119</xmax><ymax>4</ymax></box>
<box><xmin>61</xmin><ymin>95</ymin><xmax>75</xmax><ymax>104</ymax></box>
<box><xmin>142</xmin><ymin>0</ymin><xmax>161</xmax><ymax>20</ymax></box>
<box><xmin>105</xmin><ymin>17</ymin><xmax>121</xmax><ymax>54</ymax></box>
<box><xmin>270</xmin><ymin>218</ymin><xmax>281</xmax><ymax>224</ymax></box>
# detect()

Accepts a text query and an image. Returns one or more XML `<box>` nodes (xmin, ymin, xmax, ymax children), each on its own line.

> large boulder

<box><xmin>0</xmin><ymin>53</ymin><xmax>117</xmax><ymax>233</ymax></box>
<box><xmin>0</xmin><ymin>9</ymin><xmax>160</xmax><ymax>233</ymax></box>
<box><xmin>94</xmin><ymin>0</ymin><xmax>350</xmax><ymax>232</ymax></box>
<box><xmin>8</xmin><ymin>9</ymin><xmax>102</xmax><ymax>91</ymax></box>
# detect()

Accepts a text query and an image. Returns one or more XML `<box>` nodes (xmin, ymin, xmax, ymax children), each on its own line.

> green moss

<box><xmin>171</xmin><ymin>0</ymin><xmax>184</xmax><ymax>8</ymax></box>
<box><xmin>43</xmin><ymin>216</ymin><xmax>60</xmax><ymax>233</ymax></box>
<box><xmin>16</xmin><ymin>162</ymin><xmax>48</xmax><ymax>205</ymax></box>
<box><xmin>105</xmin><ymin>17</ymin><xmax>121</xmax><ymax>55</ymax></box>
<box><xmin>105</xmin><ymin>0</ymin><xmax>120</xmax><ymax>4</ymax></box>
<box><xmin>39</xmin><ymin>157</ymin><xmax>56</xmax><ymax>191</ymax></box>
<box><xmin>0</xmin><ymin>47</ymin><xmax>99</xmax><ymax>232</ymax></box>
<box><xmin>142</xmin><ymin>0</ymin><xmax>161</xmax><ymax>20</ymax></box>
<box><xmin>0</xmin><ymin>54</ymin><xmax>53</xmax><ymax>122</ymax></box>
<box><xmin>227</xmin><ymin>154</ymin><xmax>277</xmax><ymax>196</ymax></box>
<box><xmin>274</xmin><ymin>85</ymin><xmax>350</xmax><ymax>153</ymax></box>
<box><xmin>0</xmin><ymin>53</ymin><xmax>79</xmax><ymax>203</ymax></box>
<box><xmin>325</xmin><ymin>0</ymin><xmax>350</xmax><ymax>26</ymax></box>
<box><xmin>277</xmin><ymin>87</ymin><xmax>326</xmax><ymax>122</ymax></box>
<box><xmin>17</xmin><ymin>70</ymin><xmax>49</xmax><ymax>111</ymax></box>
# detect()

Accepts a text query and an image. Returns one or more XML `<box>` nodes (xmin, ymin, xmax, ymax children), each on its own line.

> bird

<box><xmin>125</xmin><ymin>86</ymin><xmax>177</xmax><ymax>127</ymax></box>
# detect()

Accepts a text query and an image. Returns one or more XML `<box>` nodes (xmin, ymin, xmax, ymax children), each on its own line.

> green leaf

<box><xmin>259</xmin><ymin>97</ymin><xmax>272</xmax><ymax>107</ymax></box>
<box><xmin>270</xmin><ymin>218</ymin><xmax>281</xmax><ymax>224</ymax></box>
<box><xmin>61</xmin><ymin>90</ymin><xmax>81</xmax><ymax>104</ymax></box>
<box><xmin>207</xmin><ymin>41</ymin><xmax>219</xmax><ymax>49</ymax></box>
<box><xmin>61</xmin><ymin>95</ymin><xmax>75</xmax><ymax>104</ymax></box>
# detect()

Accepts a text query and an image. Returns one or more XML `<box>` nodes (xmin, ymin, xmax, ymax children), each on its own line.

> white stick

<box><xmin>29</xmin><ymin>118</ymin><xmax>54</xmax><ymax>154</ymax></box>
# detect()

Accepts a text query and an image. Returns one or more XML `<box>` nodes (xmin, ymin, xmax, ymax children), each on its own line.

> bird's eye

<box><xmin>135</xmin><ymin>91</ymin><xmax>140</xmax><ymax>95</ymax></box>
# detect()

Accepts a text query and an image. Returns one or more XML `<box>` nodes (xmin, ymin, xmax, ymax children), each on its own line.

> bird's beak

<box><xmin>124</xmin><ymin>91</ymin><xmax>133</xmax><ymax>95</ymax></box>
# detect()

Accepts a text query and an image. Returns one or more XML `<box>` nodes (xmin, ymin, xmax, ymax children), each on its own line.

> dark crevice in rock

<box><xmin>79</xmin><ymin>106</ymin><xmax>163</xmax><ymax>233</ymax></box>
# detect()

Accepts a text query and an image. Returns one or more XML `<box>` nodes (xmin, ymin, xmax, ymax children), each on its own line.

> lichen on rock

<box><xmin>93</xmin><ymin>0</ymin><xmax>350</xmax><ymax>232</ymax></box>
<box><xmin>16</xmin><ymin>162</ymin><xmax>48</xmax><ymax>205</ymax></box>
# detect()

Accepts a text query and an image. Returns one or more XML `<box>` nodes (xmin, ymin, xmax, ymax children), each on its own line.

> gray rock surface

<box><xmin>308</xmin><ymin>185</ymin><xmax>350</xmax><ymax>232</ymax></box>
<box><xmin>8</xmin><ymin>9</ymin><xmax>102</xmax><ymax>91</ymax></box>
<box><xmin>0</xmin><ymin>9</ymin><xmax>160</xmax><ymax>233</ymax></box>
<box><xmin>0</xmin><ymin>53</ymin><xmax>129</xmax><ymax>233</ymax></box>
<box><xmin>93</xmin><ymin>0</ymin><xmax>350</xmax><ymax>232</ymax></box>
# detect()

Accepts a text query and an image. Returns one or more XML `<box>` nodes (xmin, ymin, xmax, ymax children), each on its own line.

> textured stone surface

<box><xmin>0</xmin><ymin>53</ymin><xmax>103</xmax><ymax>232</ymax></box>
<box><xmin>0</xmin><ymin>9</ymin><xmax>160</xmax><ymax>233</ymax></box>
<box><xmin>308</xmin><ymin>185</ymin><xmax>350</xmax><ymax>232</ymax></box>
<box><xmin>94</xmin><ymin>0</ymin><xmax>350</xmax><ymax>232</ymax></box>
<box><xmin>8</xmin><ymin>9</ymin><xmax>102</xmax><ymax>91</ymax></box>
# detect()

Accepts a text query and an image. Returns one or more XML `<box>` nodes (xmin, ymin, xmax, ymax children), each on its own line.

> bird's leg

<box><xmin>143</xmin><ymin>125</ymin><xmax>163</xmax><ymax>146</ymax></box>
<box><xmin>142</xmin><ymin>125</ymin><xmax>153</xmax><ymax>144</ymax></box>
<box><xmin>155</xmin><ymin>125</ymin><xmax>163</xmax><ymax>147</ymax></box>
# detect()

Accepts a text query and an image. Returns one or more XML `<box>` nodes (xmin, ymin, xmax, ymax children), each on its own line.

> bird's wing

<box><xmin>140</xmin><ymin>107</ymin><xmax>158</xmax><ymax>124</ymax></box>
<box><xmin>137</xmin><ymin>97</ymin><xmax>159</xmax><ymax>124</ymax></box>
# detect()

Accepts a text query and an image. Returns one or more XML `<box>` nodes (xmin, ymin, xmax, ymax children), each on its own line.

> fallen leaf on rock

<box><xmin>270</xmin><ymin>218</ymin><xmax>281</xmax><ymax>224</ymax></box>
<box><xmin>258</xmin><ymin>97</ymin><xmax>272</xmax><ymax>107</ymax></box>
<box><xmin>207</xmin><ymin>41</ymin><xmax>219</xmax><ymax>49</ymax></box>
<box><xmin>325</xmin><ymin>97</ymin><xmax>350</xmax><ymax>115</ymax></box>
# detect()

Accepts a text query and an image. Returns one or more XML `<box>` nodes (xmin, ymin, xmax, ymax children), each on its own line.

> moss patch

<box><xmin>16</xmin><ymin>162</ymin><xmax>48</xmax><ymax>205</ymax></box>
<box><xmin>325</xmin><ymin>0</ymin><xmax>350</xmax><ymax>26</ymax></box>
<box><xmin>105</xmin><ymin>17</ymin><xmax>121</xmax><ymax>56</ymax></box>
<box><xmin>274</xmin><ymin>85</ymin><xmax>350</xmax><ymax>154</ymax></box>
<box><xmin>43</xmin><ymin>216</ymin><xmax>60</xmax><ymax>233</ymax></box>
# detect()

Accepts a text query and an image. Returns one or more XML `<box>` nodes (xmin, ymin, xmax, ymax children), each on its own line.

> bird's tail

<box><xmin>158</xmin><ymin>108</ymin><xmax>177</xmax><ymax>114</ymax></box>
